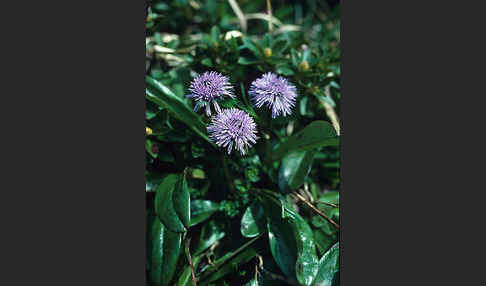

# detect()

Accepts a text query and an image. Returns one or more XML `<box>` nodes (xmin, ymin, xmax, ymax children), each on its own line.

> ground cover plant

<box><xmin>146</xmin><ymin>0</ymin><xmax>340</xmax><ymax>285</ymax></box>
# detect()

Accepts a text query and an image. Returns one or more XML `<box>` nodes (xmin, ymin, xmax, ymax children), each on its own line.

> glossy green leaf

<box><xmin>261</xmin><ymin>196</ymin><xmax>298</xmax><ymax>281</ymax></box>
<box><xmin>272</xmin><ymin>121</ymin><xmax>339</xmax><ymax>161</ymax></box>
<box><xmin>150</xmin><ymin>217</ymin><xmax>164</xmax><ymax>285</ymax></box>
<box><xmin>278</xmin><ymin>150</ymin><xmax>316</xmax><ymax>194</ymax></box>
<box><xmin>261</xmin><ymin>193</ymin><xmax>319</xmax><ymax>286</ymax></box>
<box><xmin>173</xmin><ymin>171</ymin><xmax>191</xmax><ymax>228</ymax></box>
<box><xmin>150</xmin><ymin>219</ymin><xmax>183</xmax><ymax>286</ymax></box>
<box><xmin>240</xmin><ymin>202</ymin><xmax>266</xmax><ymax>238</ymax></box>
<box><xmin>161</xmin><ymin>228</ymin><xmax>183</xmax><ymax>285</ymax></box>
<box><xmin>267</xmin><ymin>215</ymin><xmax>298</xmax><ymax>280</ymax></box>
<box><xmin>155</xmin><ymin>174</ymin><xmax>186</xmax><ymax>232</ymax></box>
<box><xmin>145</xmin><ymin>76</ymin><xmax>213</xmax><ymax>145</ymax></box>
<box><xmin>284</xmin><ymin>207</ymin><xmax>319</xmax><ymax>286</ymax></box>
<box><xmin>190</xmin><ymin>200</ymin><xmax>219</xmax><ymax>226</ymax></box>
<box><xmin>312</xmin><ymin>243</ymin><xmax>339</xmax><ymax>286</ymax></box>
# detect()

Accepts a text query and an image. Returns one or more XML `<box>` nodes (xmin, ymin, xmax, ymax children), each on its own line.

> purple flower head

<box><xmin>207</xmin><ymin>108</ymin><xmax>258</xmax><ymax>155</ymax></box>
<box><xmin>187</xmin><ymin>71</ymin><xmax>235</xmax><ymax>116</ymax></box>
<box><xmin>249</xmin><ymin>72</ymin><xmax>298</xmax><ymax>118</ymax></box>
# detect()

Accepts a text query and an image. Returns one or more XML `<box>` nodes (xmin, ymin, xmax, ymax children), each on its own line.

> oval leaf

<box><xmin>190</xmin><ymin>200</ymin><xmax>219</xmax><ymax>226</ymax></box>
<box><xmin>173</xmin><ymin>171</ymin><xmax>191</xmax><ymax>228</ymax></box>
<box><xmin>261</xmin><ymin>193</ymin><xmax>319</xmax><ymax>285</ymax></box>
<box><xmin>278</xmin><ymin>150</ymin><xmax>316</xmax><ymax>194</ymax></box>
<box><xmin>155</xmin><ymin>174</ymin><xmax>186</xmax><ymax>232</ymax></box>
<box><xmin>150</xmin><ymin>217</ymin><xmax>164</xmax><ymax>285</ymax></box>
<box><xmin>285</xmin><ymin>208</ymin><xmax>319</xmax><ymax>286</ymax></box>
<box><xmin>240</xmin><ymin>202</ymin><xmax>266</xmax><ymax>238</ymax></box>
<box><xmin>312</xmin><ymin>243</ymin><xmax>339</xmax><ymax>286</ymax></box>
<box><xmin>150</xmin><ymin>219</ymin><xmax>183</xmax><ymax>286</ymax></box>
<box><xmin>262</xmin><ymin>197</ymin><xmax>298</xmax><ymax>280</ymax></box>
<box><xmin>272</xmin><ymin>121</ymin><xmax>338</xmax><ymax>161</ymax></box>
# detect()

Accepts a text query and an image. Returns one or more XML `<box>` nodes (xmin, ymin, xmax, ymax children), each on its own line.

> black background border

<box><xmin>1</xmin><ymin>0</ymin><xmax>482</xmax><ymax>285</ymax></box>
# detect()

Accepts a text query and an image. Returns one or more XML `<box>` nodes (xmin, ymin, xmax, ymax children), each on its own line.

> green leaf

<box><xmin>150</xmin><ymin>219</ymin><xmax>183</xmax><ymax>286</ymax></box>
<box><xmin>211</xmin><ymin>25</ymin><xmax>220</xmax><ymax>43</ymax></box>
<box><xmin>272</xmin><ymin>121</ymin><xmax>339</xmax><ymax>161</ymax></box>
<box><xmin>267</xmin><ymin>213</ymin><xmax>298</xmax><ymax>279</ymax></box>
<box><xmin>260</xmin><ymin>195</ymin><xmax>297</xmax><ymax>280</ymax></box>
<box><xmin>194</xmin><ymin>220</ymin><xmax>226</xmax><ymax>256</ymax></box>
<box><xmin>150</xmin><ymin>217</ymin><xmax>164</xmax><ymax>285</ymax></box>
<box><xmin>291</xmin><ymin>49</ymin><xmax>299</xmax><ymax>67</ymax></box>
<box><xmin>314</xmin><ymin>229</ymin><xmax>338</xmax><ymax>256</ymax></box>
<box><xmin>261</xmin><ymin>194</ymin><xmax>319</xmax><ymax>285</ymax></box>
<box><xmin>240</xmin><ymin>202</ymin><xmax>266</xmax><ymax>238</ymax></box>
<box><xmin>314</xmin><ymin>93</ymin><xmax>336</xmax><ymax>108</ymax></box>
<box><xmin>199</xmin><ymin>236</ymin><xmax>261</xmax><ymax>284</ymax></box>
<box><xmin>238</xmin><ymin>57</ymin><xmax>260</xmax><ymax>65</ymax></box>
<box><xmin>312</xmin><ymin>243</ymin><xmax>339</xmax><ymax>286</ymax></box>
<box><xmin>146</xmin><ymin>139</ymin><xmax>158</xmax><ymax>158</ymax></box>
<box><xmin>272</xmin><ymin>38</ymin><xmax>289</xmax><ymax>54</ymax></box>
<box><xmin>146</xmin><ymin>76</ymin><xmax>213</xmax><ymax>145</ymax></box>
<box><xmin>155</xmin><ymin>174</ymin><xmax>186</xmax><ymax>232</ymax></box>
<box><xmin>200</xmin><ymin>247</ymin><xmax>257</xmax><ymax>285</ymax></box>
<box><xmin>278</xmin><ymin>151</ymin><xmax>316</xmax><ymax>194</ymax></box>
<box><xmin>285</xmin><ymin>208</ymin><xmax>319</xmax><ymax>286</ymax></box>
<box><xmin>262</xmin><ymin>33</ymin><xmax>272</xmax><ymax>48</ymax></box>
<box><xmin>318</xmin><ymin>191</ymin><xmax>339</xmax><ymax>205</ymax></box>
<box><xmin>242</xmin><ymin>37</ymin><xmax>263</xmax><ymax>58</ymax></box>
<box><xmin>190</xmin><ymin>200</ymin><xmax>219</xmax><ymax>226</ymax></box>
<box><xmin>173</xmin><ymin>170</ymin><xmax>191</xmax><ymax>228</ymax></box>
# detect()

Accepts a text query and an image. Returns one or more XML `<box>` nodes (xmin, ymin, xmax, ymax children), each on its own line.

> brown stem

<box><xmin>317</xmin><ymin>201</ymin><xmax>339</xmax><ymax>208</ymax></box>
<box><xmin>185</xmin><ymin>237</ymin><xmax>197</xmax><ymax>286</ymax></box>
<box><xmin>292</xmin><ymin>191</ymin><xmax>340</xmax><ymax>229</ymax></box>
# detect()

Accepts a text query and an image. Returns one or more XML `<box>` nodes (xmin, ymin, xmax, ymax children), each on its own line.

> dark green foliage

<box><xmin>146</xmin><ymin>0</ymin><xmax>340</xmax><ymax>285</ymax></box>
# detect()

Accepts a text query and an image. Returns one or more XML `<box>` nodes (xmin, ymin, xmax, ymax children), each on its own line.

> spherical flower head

<box><xmin>207</xmin><ymin>108</ymin><xmax>258</xmax><ymax>155</ymax></box>
<box><xmin>249</xmin><ymin>72</ymin><xmax>298</xmax><ymax>118</ymax></box>
<box><xmin>187</xmin><ymin>71</ymin><xmax>235</xmax><ymax>116</ymax></box>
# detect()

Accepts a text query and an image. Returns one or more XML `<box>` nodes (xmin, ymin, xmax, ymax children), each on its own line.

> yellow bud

<box><xmin>146</xmin><ymin>127</ymin><xmax>153</xmax><ymax>135</ymax></box>
<box><xmin>264</xmin><ymin>48</ymin><xmax>272</xmax><ymax>58</ymax></box>
<box><xmin>311</xmin><ymin>86</ymin><xmax>319</xmax><ymax>93</ymax></box>
<box><xmin>298</xmin><ymin>61</ymin><xmax>310</xmax><ymax>71</ymax></box>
